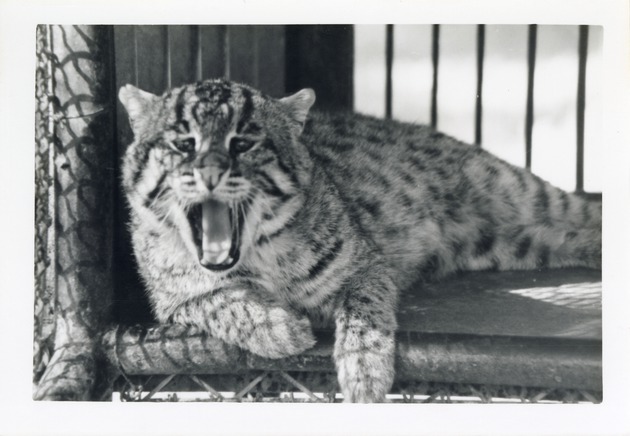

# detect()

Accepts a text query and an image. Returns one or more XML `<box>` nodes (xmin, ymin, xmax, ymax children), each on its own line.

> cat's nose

<box><xmin>198</xmin><ymin>166</ymin><xmax>227</xmax><ymax>190</ymax></box>
<box><xmin>195</xmin><ymin>152</ymin><xmax>230</xmax><ymax>191</ymax></box>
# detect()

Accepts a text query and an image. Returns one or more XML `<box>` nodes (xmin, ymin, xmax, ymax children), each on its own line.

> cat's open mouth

<box><xmin>187</xmin><ymin>199</ymin><xmax>242</xmax><ymax>270</ymax></box>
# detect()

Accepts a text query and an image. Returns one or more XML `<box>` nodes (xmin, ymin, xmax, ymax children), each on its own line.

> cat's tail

<box><xmin>498</xmin><ymin>181</ymin><xmax>601</xmax><ymax>271</ymax></box>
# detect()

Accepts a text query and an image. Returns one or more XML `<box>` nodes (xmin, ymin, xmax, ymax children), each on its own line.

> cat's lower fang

<box><xmin>201</xmin><ymin>248</ymin><xmax>230</xmax><ymax>265</ymax></box>
<box><xmin>202</xmin><ymin>237</ymin><xmax>231</xmax><ymax>265</ymax></box>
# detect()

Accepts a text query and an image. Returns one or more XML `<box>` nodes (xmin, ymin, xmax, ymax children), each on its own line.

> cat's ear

<box><xmin>279</xmin><ymin>88</ymin><xmax>316</xmax><ymax>133</ymax></box>
<box><xmin>118</xmin><ymin>84</ymin><xmax>159</xmax><ymax>134</ymax></box>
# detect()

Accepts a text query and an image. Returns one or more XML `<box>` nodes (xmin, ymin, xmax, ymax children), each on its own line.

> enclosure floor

<box><xmin>398</xmin><ymin>267</ymin><xmax>601</xmax><ymax>339</ymax></box>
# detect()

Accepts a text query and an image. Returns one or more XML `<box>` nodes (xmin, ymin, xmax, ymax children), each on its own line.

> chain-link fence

<box><xmin>33</xmin><ymin>25</ymin><xmax>117</xmax><ymax>401</ymax></box>
<box><xmin>34</xmin><ymin>24</ymin><xmax>56</xmax><ymax>387</ymax></box>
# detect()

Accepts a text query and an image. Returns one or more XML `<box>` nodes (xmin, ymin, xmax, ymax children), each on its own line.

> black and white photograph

<box><xmin>1</xmin><ymin>1</ymin><xmax>630</xmax><ymax>435</ymax></box>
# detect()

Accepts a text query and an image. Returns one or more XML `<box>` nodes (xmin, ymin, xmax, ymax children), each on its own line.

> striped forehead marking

<box><xmin>168</xmin><ymin>81</ymin><xmax>262</xmax><ymax>143</ymax></box>
<box><xmin>236</xmin><ymin>87</ymin><xmax>254</xmax><ymax>134</ymax></box>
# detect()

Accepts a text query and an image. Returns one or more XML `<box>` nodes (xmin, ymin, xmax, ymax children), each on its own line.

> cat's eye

<box><xmin>230</xmin><ymin>137</ymin><xmax>256</xmax><ymax>154</ymax></box>
<box><xmin>172</xmin><ymin>137</ymin><xmax>196</xmax><ymax>154</ymax></box>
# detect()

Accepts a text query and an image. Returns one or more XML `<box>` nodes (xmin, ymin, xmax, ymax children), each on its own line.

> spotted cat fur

<box><xmin>118</xmin><ymin>79</ymin><xmax>601</xmax><ymax>402</ymax></box>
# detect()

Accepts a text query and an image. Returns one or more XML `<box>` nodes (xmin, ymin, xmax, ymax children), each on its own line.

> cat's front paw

<box><xmin>245</xmin><ymin>307</ymin><xmax>316</xmax><ymax>359</ymax></box>
<box><xmin>336</xmin><ymin>347</ymin><xmax>395</xmax><ymax>402</ymax></box>
<box><xmin>334</xmin><ymin>324</ymin><xmax>396</xmax><ymax>403</ymax></box>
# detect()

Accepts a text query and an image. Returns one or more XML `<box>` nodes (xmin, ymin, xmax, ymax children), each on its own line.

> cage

<box><xmin>33</xmin><ymin>24</ymin><xmax>601</xmax><ymax>403</ymax></box>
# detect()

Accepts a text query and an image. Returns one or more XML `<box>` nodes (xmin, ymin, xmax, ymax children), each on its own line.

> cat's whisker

<box><xmin>237</xmin><ymin>201</ymin><xmax>255</xmax><ymax>249</ymax></box>
<box><xmin>244</xmin><ymin>189</ymin><xmax>282</xmax><ymax>260</ymax></box>
<box><xmin>250</xmin><ymin>186</ymin><xmax>280</xmax><ymax>221</ymax></box>
<box><xmin>142</xmin><ymin>183</ymin><xmax>171</xmax><ymax>211</ymax></box>
<box><xmin>249</xmin><ymin>187</ymin><xmax>281</xmax><ymax>228</ymax></box>
<box><xmin>155</xmin><ymin>193</ymin><xmax>184</xmax><ymax>229</ymax></box>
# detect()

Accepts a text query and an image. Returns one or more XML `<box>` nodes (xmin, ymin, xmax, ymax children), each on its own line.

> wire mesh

<box><xmin>113</xmin><ymin>373</ymin><xmax>602</xmax><ymax>404</ymax></box>
<box><xmin>33</xmin><ymin>25</ymin><xmax>117</xmax><ymax>401</ymax></box>
<box><xmin>34</xmin><ymin>24</ymin><xmax>56</xmax><ymax>386</ymax></box>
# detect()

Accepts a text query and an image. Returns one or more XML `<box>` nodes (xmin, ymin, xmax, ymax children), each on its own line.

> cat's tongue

<box><xmin>200</xmin><ymin>199</ymin><xmax>232</xmax><ymax>266</ymax></box>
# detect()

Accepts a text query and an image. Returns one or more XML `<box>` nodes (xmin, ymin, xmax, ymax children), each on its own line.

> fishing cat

<box><xmin>118</xmin><ymin>79</ymin><xmax>601</xmax><ymax>402</ymax></box>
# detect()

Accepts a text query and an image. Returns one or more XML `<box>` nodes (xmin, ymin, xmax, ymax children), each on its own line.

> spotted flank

<box><xmin>119</xmin><ymin>79</ymin><xmax>601</xmax><ymax>403</ymax></box>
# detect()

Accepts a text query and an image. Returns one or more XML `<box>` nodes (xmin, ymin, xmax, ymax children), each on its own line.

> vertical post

<box><xmin>385</xmin><ymin>24</ymin><xmax>394</xmax><ymax>119</ymax></box>
<box><xmin>192</xmin><ymin>25</ymin><xmax>202</xmax><ymax>81</ymax></box>
<box><xmin>576</xmin><ymin>25</ymin><xmax>589</xmax><ymax>193</ymax></box>
<box><xmin>431</xmin><ymin>24</ymin><xmax>440</xmax><ymax>129</ymax></box>
<box><xmin>165</xmin><ymin>26</ymin><xmax>172</xmax><ymax>89</ymax></box>
<box><xmin>475</xmin><ymin>24</ymin><xmax>485</xmax><ymax>146</ymax></box>
<box><xmin>34</xmin><ymin>25</ymin><xmax>116</xmax><ymax>401</ymax></box>
<box><xmin>223</xmin><ymin>25</ymin><xmax>231</xmax><ymax>79</ymax></box>
<box><xmin>525</xmin><ymin>24</ymin><xmax>538</xmax><ymax>170</ymax></box>
<box><xmin>132</xmin><ymin>26</ymin><xmax>139</xmax><ymax>86</ymax></box>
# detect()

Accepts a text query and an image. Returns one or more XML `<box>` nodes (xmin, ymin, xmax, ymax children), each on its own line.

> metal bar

<box><xmin>116</xmin><ymin>375</ymin><xmax>601</xmax><ymax>403</ymax></box>
<box><xmin>278</xmin><ymin>371</ymin><xmax>323</xmax><ymax>402</ymax></box>
<box><xmin>192</xmin><ymin>25</ymin><xmax>202</xmax><ymax>81</ymax></box>
<box><xmin>141</xmin><ymin>374</ymin><xmax>176</xmax><ymax>401</ymax></box>
<box><xmin>396</xmin><ymin>333</ymin><xmax>601</xmax><ymax>391</ymax></box>
<box><xmin>116</xmin><ymin>372</ymin><xmax>338</xmax><ymax>396</ymax></box>
<box><xmin>222</xmin><ymin>25</ymin><xmax>230</xmax><ymax>79</ymax></box>
<box><xmin>385</xmin><ymin>24</ymin><xmax>394</xmax><ymax>119</ymax></box>
<box><xmin>103</xmin><ymin>325</ymin><xmax>602</xmax><ymax>391</ymax></box>
<box><xmin>475</xmin><ymin>24</ymin><xmax>485</xmax><ymax>146</ymax></box>
<box><xmin>580</xmin><ymin>390</ymin><xmax>599</xmax><ymax>403</ymax></box>
<box><xmin>133</xmin><ymin>26</ymin><xmax>139</xmax><ymax>86</ymax></box>
<box><xmin>576</xmin><ymin>25</ymin><xmax>589</xmax><ymax>193</ymax></box>
<box><xmin>430</xmin><ymin>24</ymin><xmax>440</xmax><ymax>129</ymax></box>
<box><xmin>235</xmin><ymin>372</ymin><xmax>269</xmax><ymax>399</ymax></box>
<box><xmin>165</xmin><ymin>26</ymin><xmax>171</xmax><ymax>89</ymax></box>
<box><xmin>189</xmin><ymin>375</ymin><xmax>224</xmax><ymax>399</ymax></box>
<box><xmin>525</xmin><ymin>24</ymin><xmax>538</xmax><ymax>169</ymax></box>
